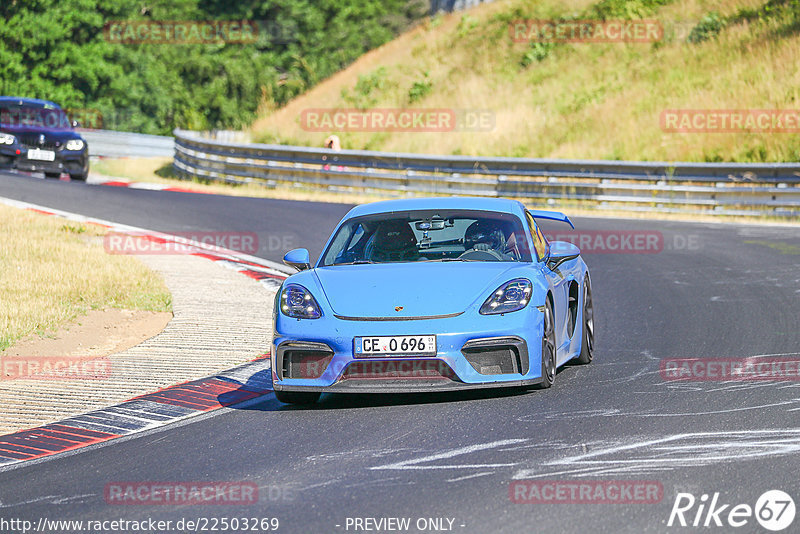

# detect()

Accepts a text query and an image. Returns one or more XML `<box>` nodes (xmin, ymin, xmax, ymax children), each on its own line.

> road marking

<box><xmin>370</xmin><ymin>439</ymin><xmax>527</xmax><ymax>471</ymax></box>
<box><xmin>513</xmin><ymin>429</ymin><xmax>800</xmax><ymax>479</ymax></box>
<box><xmin>446</xmin><ymin>472</ymin><xmax>494</xmax><ymax>482</ymax></box>
<box><xmin>526</xmin><ymin>400</ymin><xmax>800</xmax><ymax>421</ymax></box>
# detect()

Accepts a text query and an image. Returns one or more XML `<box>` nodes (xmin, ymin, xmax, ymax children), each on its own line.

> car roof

<box><xmin>0</xmin><ymin>96</ymin><xmax>61</xmax><ymax>109</ymax></box>
<box><xmin>344</xmin><ymin>196</ymin><xmax>526</xmax><ymax>219</ymax></box>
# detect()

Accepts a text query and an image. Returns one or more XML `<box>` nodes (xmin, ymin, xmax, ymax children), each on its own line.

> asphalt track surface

<box><xmin>1</xmin><ymin>170</ymin><xmax>799</xmax><ymax>533</ymax></box>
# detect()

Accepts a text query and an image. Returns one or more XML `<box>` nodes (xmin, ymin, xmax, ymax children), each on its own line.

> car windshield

<box><xmin>0</xmin><ymin>104</ymin><xmax>73</xmax><ymax>131</ymax></box>
<box><xmin>320</xmin><ymin>209</ymin><xmax>532</xmax><ymax>266</ymax></box>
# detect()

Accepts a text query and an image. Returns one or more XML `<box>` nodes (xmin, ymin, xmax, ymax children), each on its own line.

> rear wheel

<box><xmin>274</xmin><ymin>390</ymin><xmax>320</xmax><ymax>405</ymax></box>
<box><xmin>537</xmin><ymin>301</ymin><xmax>557</xmax><ymax>389</ymax></box>
<box><xmin>576</xmin><ymin>275</ymin><xmax>594</xmax><ymax>364</ymax></box>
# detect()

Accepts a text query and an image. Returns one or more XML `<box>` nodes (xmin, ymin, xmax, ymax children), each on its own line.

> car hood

<box><xmin>312</xmin><ymin>262</ymin><xmax>520</xmax><ymax>318</ymax></box>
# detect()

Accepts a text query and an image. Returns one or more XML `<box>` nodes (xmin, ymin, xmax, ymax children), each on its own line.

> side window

<box><xmin>323</xmin><ymin>225</ymin><xmax>354</xmax><ymax>265</ymax></box>
<box><xmin>323</xmin><ymin>222</ymin><xmax>365</xmax><ymax>265</ymax></box>
<box><xmin>525</xmin><ymin>212</ymin><xmax>547</xmax><ymax>262</ymax></box>
<box><xmin>345</xmin><ymin>224</ymin><xmax>365</xmax><ymax>254</ymax></box>
<box><xmin>535</xmin><ymin>224</ymin><xmax>549</xmax><ymax>257</ymax></box>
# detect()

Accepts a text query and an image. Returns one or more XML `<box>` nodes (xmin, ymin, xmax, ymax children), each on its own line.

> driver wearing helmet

<box><xmin>463</xmin><ymin>220</ymin><xmax>513</xmax><ymax>260</ymax></box>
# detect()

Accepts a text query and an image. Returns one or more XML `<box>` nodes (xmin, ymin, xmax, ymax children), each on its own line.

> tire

<box><xmin>44</xmin><ymin>172</ymin><xmax>61</xmax><ymax>179</ymax></box>
<box><xmin>70</xmin><ymin>171</ymin><xmax>88</xmax><ymax>181</ymax></box>
<box><xmin>537</xmin><ymin>300</ymin><xmax>557</xmax><ymax>389</ymax></box>
<box><xmin>576</xmin><ymin>275</ymin><xmax>594</xmax><ymax>365</ymax></box>
<box><xmin>274</xmin><ymin>390</ymin><xmax>321</xmax><ymax>405</ymax></box>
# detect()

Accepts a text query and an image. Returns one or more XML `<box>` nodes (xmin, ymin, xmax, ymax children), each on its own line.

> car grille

<box><xmin>278</xmin><ymin>342</ymin><xmax>334</xmax><ymax>380</ymax></box>
<box><xmin>17</xmin><ymin>134</ymin><xmax>62</xmax><ymax>151</ymax></box>
<box><xmin>463</xmin><ymin>348</ymin><xmax>518</xmax><ymax>375</ymax></box>
<box><xmin>461</xmin><ymin>337</ymin><xmax>528</xmax><ymax>375</ymax></box>
<box><xmin>342</xmin><ymin>360</ymin><xmax>456</xmax><ymax>381</ymax></box>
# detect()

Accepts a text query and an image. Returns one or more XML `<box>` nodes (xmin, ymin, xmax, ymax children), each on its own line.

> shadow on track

<box><xmin>216</xmin><ymin>369</ymin><xmax>546</xmax><ymax>411</ymax></box>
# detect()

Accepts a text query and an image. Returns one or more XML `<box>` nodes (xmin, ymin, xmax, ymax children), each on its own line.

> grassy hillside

<box><xmin>251</xmin><ymin>0</ymin><xmax>800</xmax><ymax>162</ymax></box>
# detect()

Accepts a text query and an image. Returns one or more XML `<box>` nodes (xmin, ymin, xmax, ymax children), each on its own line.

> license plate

<box><xmin>27</xmin><ymin>149</ymin><xmax>55</xmax><ymax>161</ymax></box>
<box><xmin>354</xmin><ymin>335</ymin><xmax>437</xmax><ymax>357</ymax></box>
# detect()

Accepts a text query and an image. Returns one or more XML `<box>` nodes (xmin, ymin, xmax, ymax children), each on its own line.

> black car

<box><xmin>0</xmin><ymin>96</ymin><xmax>89</xmax><ymax>180</ymax></box>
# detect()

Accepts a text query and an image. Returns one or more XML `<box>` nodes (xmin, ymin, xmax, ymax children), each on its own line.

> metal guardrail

<box><xmin>173</xmin><ymin>129</ymin><xmax>800</xmax><ymax>217</ymax></box>
<box><xmin>81</xmin><ymin>129</ymin><xmax>173</xmax><ymax>158</ymax></box>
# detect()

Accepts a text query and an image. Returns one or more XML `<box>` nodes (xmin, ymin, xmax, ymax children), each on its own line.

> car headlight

<box><xmin>480</xmin><ymin>278</ymin><xmax>533</xmax><ymax>315</ymax></box>
<box><xmin>0</xmin><ymin>133</ymin><xmax>16</xmax><ymax>145</ymax></box>
<box><xmin>65</xmin><ymin>139</ymin><xmax>85</xmax><ymax>151</ymax></box>
<box><xmin>280</xmin><ymin>284</ymin><xmax>322</xmax><ymax>319</ymax></box>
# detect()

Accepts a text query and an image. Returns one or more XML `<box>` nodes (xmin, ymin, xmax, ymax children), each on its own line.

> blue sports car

<box><xmin>271</xmin><ymin>197</ymin><xmax>594</xmax><ymax>404</ymax></box>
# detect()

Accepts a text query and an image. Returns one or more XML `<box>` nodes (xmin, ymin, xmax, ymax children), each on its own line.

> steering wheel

<box><xmin>458</xmin><ymin>248</ymin><xmax>504</xmax><ymax>261</ymax></box>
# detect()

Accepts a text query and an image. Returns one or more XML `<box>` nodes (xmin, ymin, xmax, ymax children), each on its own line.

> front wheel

<box><xmin>537</xmin><ymin>301</ymin><xmax>557</xmax><ymax>389</ymax></box>
<box><xmin>575</xmin><ymin>275</ymin><xmax>594</xmax><ymax>364</ymax></box>
<box><xmin>274</xmin><ymin>390</ymin><xmax>320</xmax><ymax>405</ymax></box>
<box><xmin>70</xmin><ymin>171</ymin><xmax>88</xmax><ymax>181</ymax></box>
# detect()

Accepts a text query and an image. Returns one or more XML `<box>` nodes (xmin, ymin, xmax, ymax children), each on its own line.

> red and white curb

<box><xmin>88</xmin><ymin>175</ymin><xmax>212</xmax><ymax>194</ymax></box>
<box><xmin>6</xmin><ymin>170</ymin><xmax>209</xmax><ymax>194</ymax></box>
<box><xmin>0</xmin><ymin>358</ymin><xmax>272</xmax><ymax>468</ymax></box>
<box><xmin>0</xmin><ymin>196</ymin><xmax>291</xmax><ymax>468</ymax></box>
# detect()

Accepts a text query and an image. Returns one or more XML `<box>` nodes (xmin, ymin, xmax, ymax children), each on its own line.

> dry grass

<box><xmin>250</xmin><ymin>0</ymin><xmax>800</xmax><ymax>162</ymax></box>
<box><xmin>92</xmin><ymin>157</ymin><xmax>174</xmax><ymax>182</ymax></box>
<box><xmin>90</xmin><ymin>157</ymin><xmax>390</xmax><ymax>204</ymax></box>
<box><xmin>0</xmin><ymin>204</ymin><xmax>172</xmax><ymax>351</ymax></box>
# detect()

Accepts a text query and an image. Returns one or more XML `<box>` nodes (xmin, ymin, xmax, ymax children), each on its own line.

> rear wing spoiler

<box><xmin>527</xmin><ymin>209</ymin><xmax>575</xmax><ymax>229</ymax></box>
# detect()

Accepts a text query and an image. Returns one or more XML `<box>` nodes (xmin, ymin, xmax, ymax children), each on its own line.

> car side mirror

<box><xmin>283</xmin><ymin>248</ymin><xmax>311</xmax><ymax>271</ymax></box>
<box><xmin>546</xmin><ymin>241</ymin><xmax>580</xmax><ymax>270</ymax></box>
<box><xmin>71</xmin><ymin>120</ymin><xmax>81</xmax><ymax>128</ymax></box>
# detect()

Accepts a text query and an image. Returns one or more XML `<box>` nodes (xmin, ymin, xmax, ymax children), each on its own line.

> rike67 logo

<box><xmin>668</xmin><ymin>490</ymin><xmax>795</xmax><ymax>531</ymax></box>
